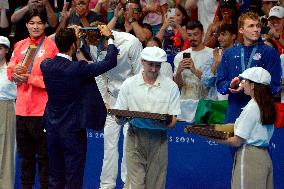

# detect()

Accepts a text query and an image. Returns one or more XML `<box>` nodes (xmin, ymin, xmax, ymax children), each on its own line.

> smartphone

<box><xmin>167</xmin><ymin>8</ymin><xmax>175</xmax><ymax>17</ymax></box>
<box><xmin>183</xmin><ymin>52</ymin><xmax>191</xmax><ymax>59</ymax></box>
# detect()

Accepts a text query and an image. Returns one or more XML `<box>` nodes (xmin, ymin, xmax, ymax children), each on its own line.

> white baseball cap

<box><xmin>0</xmin><ymin>36</ymin><xmax>10</xmax><ymax>48</ymax></box>
<box><xmin>239</xmin><ymin>67</ymin><xmax>271</xmax><ymax>85</ymax></box>
<box><xmin>268</xmin><ymin>6</ymin><xmax>284</xmax><ymax>19</ymax></box>
<box><xmin>141</xmin><ymin>46</ymin><xmax>167</xmax><ymax>62</ymax></box>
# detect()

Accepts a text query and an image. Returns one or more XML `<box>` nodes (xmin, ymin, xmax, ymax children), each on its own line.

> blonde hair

<box><xmin>238</xmin><ymin>11</ymin><xmax>260</xmax><ymax>29</ymax></box>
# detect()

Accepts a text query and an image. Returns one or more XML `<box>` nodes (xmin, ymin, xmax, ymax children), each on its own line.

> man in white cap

<box><xmin>115</xmin><ymin>46</ymin><xmax>181</xmax><ymax>189</ymax></box>
<box><xmin>0</xmin><ymin>36</ymin><xmax>17</xmax><ymax>189</ymax></box>
<box><xmin>260</xmin><ymin>1</ymin><xmax>279</xmax><ymax>43</ymax></box>
<box><xmin>268</xmin><ymin>5</ymin><xmax>284</xmax><ymax>54</ymax></box>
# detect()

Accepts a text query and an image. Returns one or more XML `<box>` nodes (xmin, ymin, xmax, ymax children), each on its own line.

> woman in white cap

<box><xmin>0</xmin><ymin>36</ymin><xmax>17</xmax><ymax>189</ymax></box>
<box><xmin>217</xmin><ymin>67</ymin><xmax>275</xmax><ymax>189</ymax></box>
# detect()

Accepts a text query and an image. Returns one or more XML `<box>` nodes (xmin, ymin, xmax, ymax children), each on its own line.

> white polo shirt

<box><xmin>234</xmin><ymin>99</ymin><xmax>274</xmax><ymax>147</ymax></box>
<box><xmin>115</xmin><ymin>71</ymin><xmax>181</xmax><ymax>129</ymax></box>
<box><xmin>0</xmin><ymin>63</ymin><xmax>16</xmax><ymax>100</ymax></box>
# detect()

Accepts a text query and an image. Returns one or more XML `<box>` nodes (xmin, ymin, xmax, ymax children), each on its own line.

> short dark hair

<box><xmin>219</xmin><ymin>24</ymin><xmax>238</xmax><ymax>35</ymax></box>
<box><xmin>25</xmin><ymin>8</ymin><xmax>47</xmax><ymax>24</ymax></box>
<box><xmin>55</xmin><ymin>28</ymin><xmax>77</xmax><ymax>53</ymax></box>
<box><xmin>186</xmin><ymin>20</ymin><xmax>203</xmax><ymax>32</ymax></box>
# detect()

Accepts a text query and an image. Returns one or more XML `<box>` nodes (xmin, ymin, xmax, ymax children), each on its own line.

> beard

<box><xmin>144</xmin><ymin>71</ymin><xmax>158</xmax><ymax>80</ymax></box>
<box><xmin>190</xmin><ymin>40</ymin><xmax>198</xmax><ymax>47</ymax></box>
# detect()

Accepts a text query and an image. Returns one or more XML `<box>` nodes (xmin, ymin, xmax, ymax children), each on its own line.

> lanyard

<box><xmin>79</xmin><ymin>37</ymin><xmax>105</xmax><ymax>63</ymax></box>
<box><xmin>28</xmin><ymin>37</ymin><xmax>45</xmax><ymax>74</ymax></box>
<box><xmin>96</xmin><ymin>38</ymin><xmax>105</xmax><ymax>62</ymax></box>
<box><xmin>86</xmin><ymin>37</ymin><xmax>105</xmax><ymax>63</ymax></box>
<box><xmin>240</xmin><ymin>45</ymin><xmax>258</xmax><ymax>72</ymax></box>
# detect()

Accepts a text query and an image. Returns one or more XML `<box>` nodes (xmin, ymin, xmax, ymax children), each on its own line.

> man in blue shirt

<box><xmin>216</xmin><ymin>11</ymin><xmax>281</xmax><ymax>123</ymax></box>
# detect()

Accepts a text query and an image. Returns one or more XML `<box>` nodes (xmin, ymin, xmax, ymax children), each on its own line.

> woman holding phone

<box><xmin>156</xmin><ymin>4</ymin><xmax>190</xmax><ymax>65</ymax></box>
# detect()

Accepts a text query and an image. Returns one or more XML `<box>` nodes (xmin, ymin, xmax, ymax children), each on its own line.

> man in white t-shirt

<box><xmin>174</xmin><ymin>20</ymin><xmax>214</xmax><ymax>122</ymax></box>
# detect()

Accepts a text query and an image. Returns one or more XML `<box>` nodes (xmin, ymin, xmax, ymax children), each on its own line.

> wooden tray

<box><xmin>184</xmin><ymin>124</ymin><xmax>234</xmax><ymax>139</ymax></box>
<box><xmin>108</xmin><ymin>109</ymin><xmax>172</xmax><ymax>121</ymax></box>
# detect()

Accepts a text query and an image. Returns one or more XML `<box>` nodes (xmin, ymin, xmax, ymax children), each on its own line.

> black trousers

<box><xmin>47</xmin><ymin>128</ymin><xmax>87</xmax><ymax>189</ymax></box>
<box><xmin>16</xmin><ymin>116</ymin><xmax>49</xmax><ymax>189</ymax></box>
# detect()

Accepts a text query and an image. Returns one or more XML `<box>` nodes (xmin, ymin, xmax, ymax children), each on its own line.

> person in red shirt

<box><xmin>268</xmin><ymin>6</ymin><xmax>284</xmax><ymax>54</ymax></box>
<box><xmin>7</xmin><ymin>8</ymin><xmax>58</xmax><ymax>189</ymax></box>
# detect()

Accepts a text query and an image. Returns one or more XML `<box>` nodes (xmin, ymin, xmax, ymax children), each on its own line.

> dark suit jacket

<box><xmin>41</xmin><ymin>44</ymin><xmax>118</xmax><ymax>132</ymax></box>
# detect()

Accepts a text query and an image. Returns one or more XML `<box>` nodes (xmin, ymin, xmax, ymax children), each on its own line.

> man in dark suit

<box><xmin>40</xmin><ymin>26</ymin><xmax>118</xmax><ymax>189</ymax></box>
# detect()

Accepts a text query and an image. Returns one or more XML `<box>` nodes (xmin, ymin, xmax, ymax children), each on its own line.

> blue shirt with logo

<box><xmin>216</xmin><ymin>41</ymin><xmax>281</xmax><ymax>123</ymax></box>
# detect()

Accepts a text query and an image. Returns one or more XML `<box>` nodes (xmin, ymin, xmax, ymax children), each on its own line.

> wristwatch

<box><xmin>128</xmin><ymin>17</ymin><xmax>137</xmax><ymax>24</ymax></box>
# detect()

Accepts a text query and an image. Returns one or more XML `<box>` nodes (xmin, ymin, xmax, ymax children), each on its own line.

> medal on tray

<box><xmin>184</xmin><ymin>124</ymin><xmax>234</xmax><ymax>139</ymax></box>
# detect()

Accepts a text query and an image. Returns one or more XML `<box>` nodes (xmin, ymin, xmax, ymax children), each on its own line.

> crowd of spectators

<box><xmin>1</xmin><ymin>0</ymin><xmax>284</xmax><ymax>188</ymax></box>
<box><xmin>1</xmin><ymin>0</ymin><xmax>283</xmax><ymax>59</ymax></box>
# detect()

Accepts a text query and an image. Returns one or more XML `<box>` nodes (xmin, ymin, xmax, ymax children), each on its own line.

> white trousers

<box><xmin>100</xmin><ymin>115</ymin><xmax>129</xmax><ymax>189</ymax></box>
